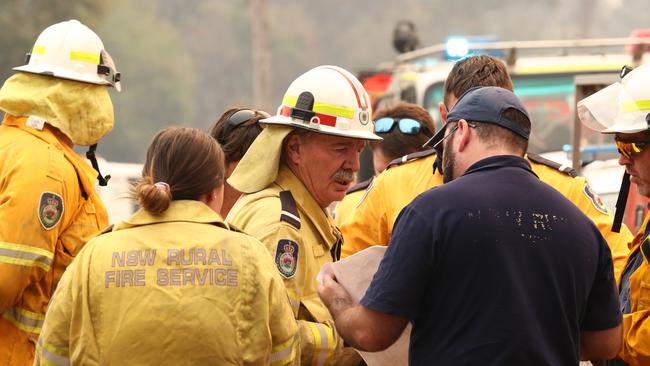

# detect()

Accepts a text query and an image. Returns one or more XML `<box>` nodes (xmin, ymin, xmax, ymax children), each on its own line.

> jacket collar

<box><xmin>3</xmin><ymin>115</ymin><xmax>102</xmax><ymax>201</ymax></box>
<box><xmin>275</xmin><ymin>164</ymin><xmax>340</xmax><ymax>248</ymax></box>
<box><xmin>464</xmin><ymin>155</ymin><xmax>537</xmax><ymax>178</ymax></box>
<box><xmin>114</xmin><ymin>200</ymin><xmax>228</xmax><ymax>231</ymax></box>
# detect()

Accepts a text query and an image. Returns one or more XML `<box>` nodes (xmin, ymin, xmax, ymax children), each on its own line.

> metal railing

<box><xmin>395</xmin><ymin>37</ymin><xmax>650</xmax><ymax>66</ymax></box>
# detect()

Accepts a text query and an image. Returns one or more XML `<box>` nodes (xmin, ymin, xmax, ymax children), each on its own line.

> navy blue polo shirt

<box><xmin>361</xmin><ymin>155</ymin><xmax>621</xmax><ymax>366</ymax></box>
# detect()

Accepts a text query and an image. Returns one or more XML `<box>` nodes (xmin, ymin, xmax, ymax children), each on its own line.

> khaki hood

<box><xmin>0</xmin><ymin>72</ymin><xmax>114</xmax><ymax>146</ymax></box>
<box><xmin>227</xmin><ymin>125</ymin><xmax>293</xmax><ymax>193</ymax></box>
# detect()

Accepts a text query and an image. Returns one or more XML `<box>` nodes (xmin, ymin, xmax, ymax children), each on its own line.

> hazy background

<box><xmin>1</xmin><ymin>0</ymin><xmax>647</xmax><ymax>162</ymax></box>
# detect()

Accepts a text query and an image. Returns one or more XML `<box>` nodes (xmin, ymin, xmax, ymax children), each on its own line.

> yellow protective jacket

<box><xmin>341</xmin><ymin>151</ymin><xmax>632</xmax><ymax>279</ymax></box>
<box><xmin>333</xmin><ymin>177</ymin><xmax>373</xmax><ymax>227</ymax></box>
<box><xmin>34</xmin><ymin>200</ymin><xmax>299</xmax><ymax>366</ymax></box>
<box><xmin>227</xmin><ymin>165</ymin><xmax>360</xmax><ymax>366</ymax></box>
<box><xmin>0</xmin><ymin>115</ymin><xmax>108</xmax><ymax>366</ymax></box>
<box><xmin>617</xmin><ymin>212</ymin><xmax>650</xmax><ymax>366</ymax></box>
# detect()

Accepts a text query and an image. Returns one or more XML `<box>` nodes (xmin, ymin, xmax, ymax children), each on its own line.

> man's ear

<box><xmin>457</xmin><ymin>119</ymin><xmax>472</xmax><ymax>152</ymax></box>
<box><xmin>438</xmin><ymin>102</ymin><xmax>448</xmax><ymax>124</ymax></box>
<box><xmin>284</xmin><ymin>134</ymin><xmax>302</xmax><ymax>164</ymax></box>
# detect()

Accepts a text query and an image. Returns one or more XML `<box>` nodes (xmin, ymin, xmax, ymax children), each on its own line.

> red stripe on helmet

<box><xmin>280</xmin><ymin>106</ymin><xmax>337</xmax><ymax>127</ymax></box>
<box><xmin>321</xmin><ymin>66</ymin><xmax>365</xmax><ymax>109</ymax></box>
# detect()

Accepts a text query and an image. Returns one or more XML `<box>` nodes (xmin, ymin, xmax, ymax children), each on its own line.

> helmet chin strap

<box><xmin>86</xmin><ymin>144</ymin><xmax>111</xmax><ymax>186</ymax></box>
<box><xmin>612</xmin><ymin>172</ymin><xmax>631</xmax><ymax>233</ymax></box>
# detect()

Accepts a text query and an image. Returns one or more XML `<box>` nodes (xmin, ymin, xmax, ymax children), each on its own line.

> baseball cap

<box><xmin>424</xmin><ymin>86</ymin><xmax>531</xmax><ymax>147</ymax></box>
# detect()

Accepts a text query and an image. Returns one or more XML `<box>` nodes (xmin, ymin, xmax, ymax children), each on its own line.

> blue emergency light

<box><xmin>444</xmin><ymin>36</ymin><xmax>504</xmax><ymax>61</ymax></box>
<box><xmin>562</xmin><ymin>144</ymin><xmax>619</xmax><ymax>164</ymax></box>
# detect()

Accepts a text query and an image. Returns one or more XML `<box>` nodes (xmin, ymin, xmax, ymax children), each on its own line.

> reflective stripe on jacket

<box><xmin>228</xmin><ymin>165</ymin><xmax>360</xmax><ymax>366</ymax></box>
<box><xmin>0</xmin><ymin>115</ymin><xmax>108</xmax><ymax>366</ymax></box>
<box><xmin>34</xmin><ymin>200</ymin><xmax>298</xmax><ymax>366</ymax></box>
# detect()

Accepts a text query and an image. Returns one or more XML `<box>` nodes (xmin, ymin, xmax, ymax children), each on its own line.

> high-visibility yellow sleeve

<box><xmin>533</xmin><ymin>168</ymin><xmax>633</xmax><ymax>279</ymax></box>
<box><xmin>340</xmin><ymin>172</ymin><xmax>394</xmax><ymax>258</ymax></box>
<box><xmin>620</xmin><ymin>310</ymin><xmax>650</xmax><ymax>366</ymax></box>
<box><xmin>0</xmin><ymin>153</ymin><xmax>63</xmax><ymax>313</ymax></box>
<box><xmin>333</xmin><ymin>190</ymin><xmax>365</xmax><ymax>227</ymax></box>
<box><xmin>298</xmin><ymin>320</ymin><xmax>337</xmax><ymax>366</ymax></box>
<box><xmin>566</xmin><ymin>176</ymin><xmax>632</xmax><ymax>280</ymax></box>
<box><xmin>33</xmin><ymin>261</ymin><xmax>73</xmax><ymax>366</ymax></box>
<box><xmin>261</xmin><ymin>239</ymin><xmax>300</xmax><ymax>366</ymax></box>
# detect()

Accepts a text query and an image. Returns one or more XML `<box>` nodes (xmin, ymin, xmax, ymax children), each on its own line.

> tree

<box><xmin>0</xmin><ymin>1</ymin><xmax>110</xmax><ymax>83</ymax></box>
<box><xmin>95</xmin><ymin>0</ymin><xmax>196</xmax><ymax>162</ymax></box>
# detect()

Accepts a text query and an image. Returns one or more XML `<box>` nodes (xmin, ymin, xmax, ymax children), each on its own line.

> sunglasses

<box><xmin>432</xmin><ymin>121</ymin><xmax>477</xmax><ymax>152</ymax></box>
<box><xmin>218</xmin><ymin>109</ymin><xmax>268</xmax><ymax>144</ymax></box>
<box><xmin>615</xmin><ymin>137</ymin><xmax>650</xmax><ymax>159</ymax></box>
<box><xmin>374</xmin><ymin>117</ymin><xmax>423</xmax><ymax>135</ymax></box>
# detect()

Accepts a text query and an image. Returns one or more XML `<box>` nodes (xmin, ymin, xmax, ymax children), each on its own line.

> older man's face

<box><xmin>617</xmin><ymin>131</ymin><xmax>650</xmax><ymax>198</ymax></box>
<box><xmin>289</xmin><ymin>132</ymin><xmax>365</xmax><ymax>208</ymax></box>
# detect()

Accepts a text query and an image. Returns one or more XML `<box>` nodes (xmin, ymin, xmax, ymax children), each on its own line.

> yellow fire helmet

<box><xmin>228</xmin><ymin>65</ymin><xmax>381</xmax><ymax>193</ymax></box>
<box><xmin>578</xmin><ymin>62</ymin><xmax>650</xmax><ymax>134</ymax></box>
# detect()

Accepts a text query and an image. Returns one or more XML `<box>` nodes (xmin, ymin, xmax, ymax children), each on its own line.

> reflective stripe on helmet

<box><xmin>70</xmin><ymin>51</ymin><xmax>100</xmax><ymax>64</ymax></box>
<box><xmin>622</xmin><ymin>99</ymin><xmax>650</xmax><ymax>112</ymax></box>
<box><xmin>32</xmin><ymin>45</ymin><xmax>46</xmax><ymax>55</ymax></box>
<box><xmin>281</xmin><ymin>95</ymin><xmax>356</xmax><ymax>119</ymax></box>
<box><xmin>280</xmin><ymin>105</ymin><xmax>337</xmax><ymax>126</ymax></box>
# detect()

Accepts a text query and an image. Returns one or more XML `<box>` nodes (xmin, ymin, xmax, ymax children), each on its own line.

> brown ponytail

<box><xmin>133</xmin><ymin>127</ymin><xmax>225</xmax><ymax>215</ymax></box>
<box><xmin>134</xmin><ymin>176</ymin><xmax>173</xmax><ymax>215</ymax></box>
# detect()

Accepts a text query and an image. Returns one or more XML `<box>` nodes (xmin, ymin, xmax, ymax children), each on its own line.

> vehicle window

<box><xmin>423</xmin><ymin>82</ymin><xmax>445</xmax><ymax>131</ymax></box>
<box><xmin>422</xmin><ymin>75</ymin><xmax>614</xmax><ymax>155</ymax></box>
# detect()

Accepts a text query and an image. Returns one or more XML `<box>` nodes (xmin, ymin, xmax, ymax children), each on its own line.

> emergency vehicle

<box><xmin>361</xmin><ymin>30</ymin><xmax>650</xmax><ymax>230</ymax></box>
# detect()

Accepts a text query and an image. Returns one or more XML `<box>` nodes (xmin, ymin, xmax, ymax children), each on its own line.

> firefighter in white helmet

<box><xmin>0</xmin><ymin>19</ymin><xmax>120</xmax><ymax>365</ymax></box>
<box><xmin>578</xmin><ymin>62</ymin><xmax>650</xmax><ymax>366</ymax></box>
<box><xmin>227</xmin><ymin>65</ymin><xmax>381</xmax><ymax>365</ymax></box>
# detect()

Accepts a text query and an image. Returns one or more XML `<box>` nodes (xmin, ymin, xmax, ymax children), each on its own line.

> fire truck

<box><xmin>360</xmin><ymin>31</ymin><xmax>650</xmax><ymax>230</ymax></box>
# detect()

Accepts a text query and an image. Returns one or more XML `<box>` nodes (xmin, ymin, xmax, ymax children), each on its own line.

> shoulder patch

<box><xmin>279</xmin><ymin>191</ymin><xmax>301</xmax><ymax>229</ymax></box>
<box><xmin>346</xmin><ymin>177</ymin><xmax>374</xmax><ymax>195</ymax></box>
<box><xmin>583</xmin><ymin>183</ymin><xmax>609</xmax><ymax>214</ymax></box>
<box><xmin>38</xmin><ymin>192</ymin><xmax>64</xmax><ymax>230</ymax></box>
<box><xmin>385</xmin><ymin>149</ymin><xmax>436</xmax><ymax>170</ymax></box>
<box><xmin>275</xmin><ymin>239</ymin><xmax>299</xmax><ymax>278</ymax></box>
<box><xmin>527</xmin><ymin>153</ymin><xmax>577</xmax><ymax>177</ymax></box>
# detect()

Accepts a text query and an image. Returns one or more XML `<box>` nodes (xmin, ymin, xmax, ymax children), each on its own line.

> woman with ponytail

<box><xmin>34</xmin><ymin>127</ymin><xmax>299</xmax><ymax>366</ymax></box>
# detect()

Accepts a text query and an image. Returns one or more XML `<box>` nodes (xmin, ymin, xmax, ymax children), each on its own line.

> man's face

<box><xmin>289</xmin><ymin>132</ymin><xmax>365</xmax><ymax>208</ymax></box>
<box><xmin>616</xmin><ymin>131</ymin><xmax>650</xmax><ymax>197</ymax></box>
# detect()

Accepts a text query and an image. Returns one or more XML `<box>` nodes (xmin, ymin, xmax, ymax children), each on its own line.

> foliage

<box><xmin>1</xmin><ymin>0</ymin><xmax>649</xmax><ymax>162</ymax></box>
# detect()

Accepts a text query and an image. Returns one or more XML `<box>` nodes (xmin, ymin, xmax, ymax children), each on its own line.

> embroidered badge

<box><xmin>275</xmin><ymin>240</ymin><xmax>299</xmax><ymax>278</ymax></box>
<box><xmin>38</xmin><ymin>192</ymin><xmax>64</xmax><ymax>230</ymax></box>
<box><xmin>583</xmin><ymin>183</ymin><xmax>609</xmax><ymax>214</ymax></box>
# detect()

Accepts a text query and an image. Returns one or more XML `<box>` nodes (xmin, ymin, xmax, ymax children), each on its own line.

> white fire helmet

<box><xmin>262</xmin><ymin>65</ymin><xmax>381</xmax><ymax>140</ymax></box>
<box><xmin>578</xmin><ymin>62</ymin><xmax>650</xmax><ymax>134</ymax></box>
<box><xmin>13</xmin><ymin>19</ymin><xmax>121</xmax><ymax>91</ymax></box>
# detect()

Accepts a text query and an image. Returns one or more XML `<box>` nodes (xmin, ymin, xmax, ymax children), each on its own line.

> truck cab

<box><xmin>363</xmin><ymin>33</ymin><xmax>650</xmax><ymax>230</ymax></box>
